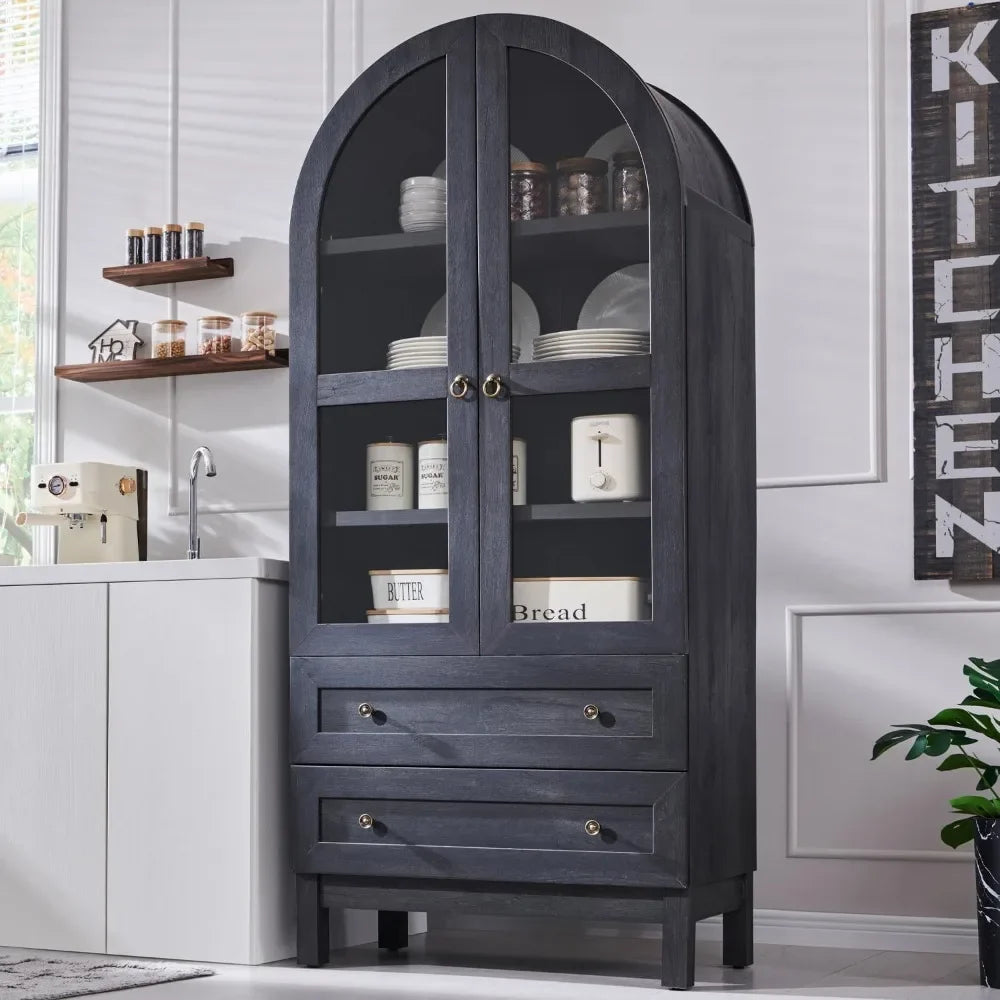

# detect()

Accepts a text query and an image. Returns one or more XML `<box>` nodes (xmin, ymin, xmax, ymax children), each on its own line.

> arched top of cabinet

<box><xmin>291</xmin><ymin>14</ymin><xmax>750</xmax><ymax>240</ymax></box>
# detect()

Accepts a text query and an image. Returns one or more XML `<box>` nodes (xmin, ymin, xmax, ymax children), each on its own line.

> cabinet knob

<box><xmin>358</xmin><ymin>702</ymin><xmax>375</xmax><ymax>719</ymax></box>
<box><xmin>583</xmin><ymin>704</ymin><xmax>600</xmax><ymax>721</ymax></box>
<box><xmin>584</xmin><ymin>819</ymin><xmax>601</xmax><ymax>836</ymax></box>
<box><xmin>358</xmin><ymin>813</ymin><xmax>375</xmax><ymax>830</ymax></box>
<box><xmin>482</xmin><ymin>373</ymin><xmax>504</xmax><ymax>398</ymax></box>
<box><xmin>449</xmin><ymin>374</ymin><xmax>472</xmax><ymax>399</ymax></box>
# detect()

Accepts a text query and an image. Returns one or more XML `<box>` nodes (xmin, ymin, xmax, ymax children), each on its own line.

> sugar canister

<box><xmin>418</xmin><ymin>437</ymin><xmax>448</xmax><ymax>509</ymax></box>
<box><xmin>367</xmin><ymin>441</ymin><xmax>413</xmax><ymax>511</ymax></box>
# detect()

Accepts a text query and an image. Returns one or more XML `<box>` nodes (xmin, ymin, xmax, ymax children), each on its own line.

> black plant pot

<box><xmin>976</xmin><ymin>817</ymin><xmax>1000</xmax><ymax>987</ymax></box>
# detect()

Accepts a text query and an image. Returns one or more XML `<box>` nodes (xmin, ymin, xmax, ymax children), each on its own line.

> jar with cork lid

<box><xmin>241</xmin><ymin>311</ymin><xmax>277</xmax><ymax>354</ymax></box>
<box><xmin>198</xmin><ymin>315</ymin><xmax>234</xmax><ymax>354</ymax></box>
<box><xmin>556</xmin><ymin>157</ymin><xmax>608</xmax><ymax>216</ymax></box>
<box><xmin>152</xmin><ymin>319</ymin><xmax>188</xmax><ymax>359</ymax></box>
<box><xmin>184</xmin><ymin>222</ymin><xmax>205</xmax><ymax>259</ymax></box>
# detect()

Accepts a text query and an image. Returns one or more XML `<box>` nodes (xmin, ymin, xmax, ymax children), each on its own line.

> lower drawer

<box><xmin>292</xmin><ymin>766</ymin><xmax>687</xmax><ymax>888</ymax></box>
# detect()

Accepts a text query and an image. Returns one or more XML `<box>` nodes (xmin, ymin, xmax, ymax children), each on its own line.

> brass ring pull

<box><xmin>583</xmin><ymin>704</ymin><xmax>600</xmax><ymax>721</ymax></box>
<box><xmin>449</xmin><ymin>374</ymin><xmax>471</xmax><ymax>399</ymax></box>
<box><xmin>358</xmin><ymin>813</ymin><xmax>375</xmax><ymax>830</ymax></box>
<box><xmin>358</xmin><ymin>703</ymin><xmax>374</xmax><ymax>719</ymax></box>
<box><xmin>482</xmin><ymin>373</ymin><xmax>503</xmax><ymax>398</ymax></box>
<box><xmin>584</xmin><ymin>819</ymin><xmax>601</xmax><ymax>837</ymax></box>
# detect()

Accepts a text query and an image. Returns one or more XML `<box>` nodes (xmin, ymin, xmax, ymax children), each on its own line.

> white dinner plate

<box><xmin>577</xmin><ymin>264</ymin><xmax>650</xmax><ymax>330</ymax></box>
<box><xmin>400</xmin><ymin>221</ymin><xmax>445</xmax><ymax>232</ymax></box>
<box><xmin>421</xmin><ymin>284</ymin><xmax>539</xmax><ymax>356</ymax></box>
<box><xmin>585</xmin><ymin>124</ymin><xmax>639</xmax><ymax>163</ymax></box>
<box><xmin>433</xmin><ymin>145</ymin><xmax>528</xmax><ymax>179</ymax></box>
<box><xmin>538</xmin><ymin>327</ymin><xmax>647</xmax><ymax>340</ymax></box>
<box><xmin>388</xmin><ymin>360</ymin><xmax>447</xmax><ymax>369</ymax></box>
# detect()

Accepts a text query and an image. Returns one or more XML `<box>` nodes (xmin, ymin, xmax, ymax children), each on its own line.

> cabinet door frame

<box><xmin>291</xmin><ymin>20</ymin><xmax>480</xmax><ymax>656</ymax></box>
<box><xmin>475</xmin><ymin>17</ymin><xmax>688</xmax><ymax>655</ymax></box>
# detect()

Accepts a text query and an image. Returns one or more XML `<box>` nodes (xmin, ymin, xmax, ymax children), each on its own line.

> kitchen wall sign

<box><xmin>912</xmin><ymin>5</ymin><xmax>1000</xmax><ymax>579</ymax></box>
<box><xmin>88</xmin><ymin>319</ymin><xmax>142</xmax><ymax>363</ymax></box>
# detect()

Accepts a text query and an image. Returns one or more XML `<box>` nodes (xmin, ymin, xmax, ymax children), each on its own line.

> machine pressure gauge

<box><xmin>47</xmin><ymin>475</ymin><xmax>67</xmax><ymax>497</ymax></box>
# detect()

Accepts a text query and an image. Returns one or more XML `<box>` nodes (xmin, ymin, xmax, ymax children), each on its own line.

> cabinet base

<box><xmin>296</xmin><ymin>872</ymin><xmax>753</xmax><ymax>990</ymax></box>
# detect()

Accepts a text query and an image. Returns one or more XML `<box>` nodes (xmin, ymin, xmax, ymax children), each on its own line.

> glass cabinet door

<box><xmin>301</xmin><ymin>27</ymin><xmax>479</xmax><ymax>656</ymax></box>
<box><xmin>476</xmin><ymin>29</ymin><xmax>685</xmax><ymax>655</ymax></box>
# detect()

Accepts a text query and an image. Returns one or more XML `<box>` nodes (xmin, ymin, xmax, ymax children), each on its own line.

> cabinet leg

<box><xmin>378</xmin><ymin>910</ymin><xmax>409</xmax><ymax>951</ymax></box>
<box><xmin>661</xmin><ymin>894</ymin><xmax>695</xmax><ymax>990</ymax></box>
<box><xmin>722</xmin><ymin>873</ymin><xmax>753</xmax><ymax>970</ymax></box>
<box><xmin>296</xmin><ymin>875</ymin><xmax>329</xmax><ymax>967</ymax></box>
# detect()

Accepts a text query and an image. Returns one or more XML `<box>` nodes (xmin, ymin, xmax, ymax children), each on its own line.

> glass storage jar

<box><xmin>152</xmin><ymin>319</ymin><xmax>187</xmax><ymax>359</ymax></box>
<box><xmin>241</xmin><ymin>311</ymin><xmax>277</xmax><ymax>353</ymax></box>
<box><xmin>198</xmin><ymin>315</ymin><xmax>234</xmax><ymax>354</ymax></box>
<box><xmin>556</xmin><ymin>157</ymin><xmax>607</xmax><ymax>216</ymax></box>
<box><xmin>612</xmin><ymin>151</ymin><xmax>647</xmax><ymax>213</ymax></box>
<box><xmin>164</xmin><ymin>223</ymin><xmax>182</xmax><ymax>260</ymax></box>
<box><xmin>509</xmin><ymin>162</ymin><xmax>550</xmax><ymax>221</ymax></box>
<box><xmin>184</xmin><ymin>221</ymin><xmax>204</xmax><ymax>259</ymax></box>
<box><xmin>126</xmin><ymin>229</ymin><xmax>144</xmax><ymax>265</ymax></box>
<box><xmin>145</xmin><ymin>226</ymin><xmax>163</xmax><ymax>263</ymax></box>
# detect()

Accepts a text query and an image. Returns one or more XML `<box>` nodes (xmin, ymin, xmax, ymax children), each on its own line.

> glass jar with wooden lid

<box><xmin>152</xmin><ymin>319</ymin><xmax>188</xmax><ymax>359</ymax></box>
<box><xmin>556</xmin><ymin>156</ymin><xmax>608</xmax><ymax>216</ymax></box>
<box><xmin>509</xmin><ymin>161</ymin><xmax>550</xmax><ymax>220</ymax></box>
<box><xmin>241</xmin><ymin>311</ymin><xmax>277</xmax><ymax>353</ymax></box>
<box><xmin>198</xmin><ymin>315</ymin><xmax>234</xmax><ymax>354</ymax></box>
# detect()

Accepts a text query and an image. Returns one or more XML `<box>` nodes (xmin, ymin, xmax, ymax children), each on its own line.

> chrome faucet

<box><xmin>187</xmin><ymin>446</ymin><xmax>217</xmax><ymax>559</ymax></box>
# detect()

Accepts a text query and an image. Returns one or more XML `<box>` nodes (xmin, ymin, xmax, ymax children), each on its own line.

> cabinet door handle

<box><xmin>583</xmin><ymin>704</ymin><xmax>600</xmax><ymax>721</ymax></box>
<box><xmin>584</xmin><ymin>819</ymin><xmax>601</xmax><ymax>836</ymax></box>
<box><xmin>449</xmin><ymin>374</ymin><xmax>472</xmax><ymax>399</ymax></box>
<box><xmin>358</xmin><ymin>702</ymin><xmax>375</xmax><ymax>719</ymax></box>
<box><xmin>481</xmin><ymin>373</ymin><xmax>503</xmax><ymax>398</ymax></box>
<box><xmin>358</xmin><ymin>813</ymin><xmax>375</xmax><ymax>830</ymax></box>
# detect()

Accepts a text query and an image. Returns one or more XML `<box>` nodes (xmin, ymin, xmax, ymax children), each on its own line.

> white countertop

<box><xmin>0</xmin><ymin>557</ymin><xmax>288</xmax><ymax>587</ymax></box>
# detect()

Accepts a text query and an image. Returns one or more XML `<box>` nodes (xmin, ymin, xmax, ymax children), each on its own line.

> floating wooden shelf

<box><xmin>55</xmin><ymin>350</ymin><xmax>288</xmax><ymax>383</ymax></box>
<box><xmin>328</xmin><ymin>501</ymin><xmax>649</xmax><ymax>529</ymax></box>
<box><xmin>102</xmin><ymin>256</ymin><xmax>235</xmax><ymax>287</ymax></box>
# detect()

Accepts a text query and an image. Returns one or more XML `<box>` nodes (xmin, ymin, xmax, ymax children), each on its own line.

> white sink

<box><xmin>0</xmin><ymin>557</ymin><xmax>288</xmax><ymax>587</ymax></box>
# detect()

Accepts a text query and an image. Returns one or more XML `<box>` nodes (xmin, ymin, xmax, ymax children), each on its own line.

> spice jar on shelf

<box><xmin>509</xmin><ymin>162</ymin><xmax>550</xmax><ymax>221</ymax></box>
<box><xmin>152</xmin><ymin>319</ymin><xmax>188</xmax><ymax>359</ymax></box>
<box><xmin>198</xmin><ymin>315</ymin><xmax>234</xmax><ymax>354</ymax></box>
<box><xmin>556</xmin><ymin>157</ymin><xmax>607</xmax><ymax>216</ymax></box>
<box><xmin>184</xmin><ymin>221</ymin><xmax>204</xmax><ymax>259</ymax></box>
<box><xmin>612</xmin><ymin>151</ymin><xmax>647</xmax><ymax>213</ymax></box>
<box><xmin>241</xmin><ymin>311</ymin><xmax>277</xmax><ymax>354</ymax></box>
<box><xmin>126</xmin><ymin>229</ymin><xmax>144</xmax><ymax>265</ymax></box>
<box><xmin>145</xmin><ymin>226</ymin><xmax>163</xmax><ymax>263</ymax></box>
<box><xmin>164</xmin><ymin>224</ymin><xmax>182</xmax><ymax>260</ymax></box>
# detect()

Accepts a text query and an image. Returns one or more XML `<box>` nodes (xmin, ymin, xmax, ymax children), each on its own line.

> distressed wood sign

<box><xmin>913</xmin><ymin>5</ymin><xmax>1000</xmax><ymax>580</ymax></box>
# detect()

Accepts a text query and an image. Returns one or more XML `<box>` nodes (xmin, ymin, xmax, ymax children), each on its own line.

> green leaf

<box><xmin>962</xmin><ymin>696</ymin><xmax>1000</xmax><ymax>710</ymax></box>
<box><xmin>872</xmin><ymin>728</ymin><xmax>928</xmax><ymax>760</ymax></box>
<box><xmin>978</xmin><ymin>767</ymin><xmax>1000</xmax><ymax>791</ymax></box>
<box><xmin>929</xmin><ymin>709</ymin><xmax>1000</xmax><ymax>743</ymax></box>
<box><xmin>906</xmin><ymin>733</ymin><xmax>929</xmax><ymax>760</ymax></box>
<box><xmin>941</xmin><ymin>816</ymin><xmax>977</xmax><ymax>848</ymax></box>
<box><xmin>949</xmin><ymin>795</ymin><xmax>1000</xmax><ymax>817</ymax></box>
<box><xmin>924</xmin><ymin>730</ymin><xmax>954</xmax><ymax>756</ymax></box>
<box><xmin>938</xmin><ymin>754</ymin><xmax>980</xmax><ymax>771</ymax></box>
<box><xmin>964</xmin><ymin>664</ymin><xmax>1000</xmax><ymax>702</ymax></box>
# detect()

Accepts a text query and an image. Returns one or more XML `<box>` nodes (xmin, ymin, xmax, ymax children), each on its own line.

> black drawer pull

<box><xmin>584</xmin><ymin>819</ymin><xmax>601</xmax><ymax>836</ymax></box>
<box><xmin>358</xmin><ymin>813</ymin><xmax>375</xmax><ymax>829</ymax></box>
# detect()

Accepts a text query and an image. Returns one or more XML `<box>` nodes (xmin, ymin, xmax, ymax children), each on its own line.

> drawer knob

<box><xmin>358</xmin><ymin>702</ymin><xmax>375</xmax><ymax>719</ymax></box>
<box><xmin>584</xmin><ymin>819</ymin><xmax>601</xmax><ymax>836</ymax></box>
<box><xmin>358</xmin><ymin>813</ymin><xmax>375</xmax><ymax>830</ymax></box>
<box><xmin>583</xmin><ymin>704</ymin><xmax>600</xmax><ymax>721</ymax></box>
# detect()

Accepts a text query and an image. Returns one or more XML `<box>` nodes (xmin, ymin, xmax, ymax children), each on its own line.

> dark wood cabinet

<box><xmin>289</xmin><ymin>14</ymin><xmax>754</xmax><ymax>990</ymax></box>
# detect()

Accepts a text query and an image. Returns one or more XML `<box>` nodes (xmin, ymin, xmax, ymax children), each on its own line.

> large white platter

<box><xmin>577</xmin><ymin>263</ymin><xmax>650</xmax><ymax>330</ymax></box>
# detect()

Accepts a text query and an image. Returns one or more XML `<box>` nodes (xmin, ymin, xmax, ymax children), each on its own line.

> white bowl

<box><xmin>367</xmin><ymin>608</ymin><xmax>450</xmax><ymax>623</ymax></box>
<box><xmin>512</xmin><ymin>577</ymin><xmax>651</xmax><ymax>623</ymax></box>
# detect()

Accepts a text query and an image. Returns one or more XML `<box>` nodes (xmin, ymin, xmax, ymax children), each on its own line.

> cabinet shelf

<box><xmin>55</xmin><ymin>350</ymin><xmax>288</xmax><ymax>383</ymax></box>
<box><xmin>102</xmin><ymin>256</ymin><xmax>234</xmax><ymax>287</ymax></box>
<box><xmin>328</xmin><ymin>502</ymin><xmax>650</xmax><ymax>528</ymax></box>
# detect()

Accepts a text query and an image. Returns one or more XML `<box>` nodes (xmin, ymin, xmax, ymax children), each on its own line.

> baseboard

<box><xmin>429</xmin><ymin>909</ymin><xmax>978</xmax><ymax>956</ymax></box>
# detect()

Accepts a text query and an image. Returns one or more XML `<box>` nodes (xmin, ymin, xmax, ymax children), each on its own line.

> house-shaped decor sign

<box><xmin>88</xmin><ymin>319</ymin><xmax>143</xmax><ymax>363</ymax></box>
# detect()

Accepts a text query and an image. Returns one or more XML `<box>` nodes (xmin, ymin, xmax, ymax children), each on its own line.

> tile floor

<box><xmin>26</xmin><ymin>929</ymin><xmax>992</xmax><ymax>999</ymax></box>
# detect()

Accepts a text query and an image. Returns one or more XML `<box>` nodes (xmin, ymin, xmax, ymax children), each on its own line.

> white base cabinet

<box><xmin>0</xmin><ymin>560</ymin><xmax>292</xmax><ymax>964</ymax></box>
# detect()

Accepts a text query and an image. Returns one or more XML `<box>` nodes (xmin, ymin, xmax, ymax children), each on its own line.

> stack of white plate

<box><xmin>387</xmin><ymin>337</ymin><xmax>520</xmax><ymax>370</ymax></box>
<box><xmin>400</xmin><ymin>176</ymin><xmax>446</xmax><ymax>232</ymax></box>
<box><xmin>531</xmin><ymin>328</ymin><xmax>649</xmax><ymax>362</ymax></box>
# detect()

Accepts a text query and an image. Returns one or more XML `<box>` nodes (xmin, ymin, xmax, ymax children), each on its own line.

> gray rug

<box><xmin>0</xmin><ymin>953</ymin><xmax>213</xmax><ymax>998</ymax></box>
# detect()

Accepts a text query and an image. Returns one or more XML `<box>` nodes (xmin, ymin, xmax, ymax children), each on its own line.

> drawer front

<box><xmin>291</xmin><ymin>655</ymin><xmax>686</xmax><ymax>770</ymax></box>
<box><xmin>293</xmin><ymin>766</ymin><xmax>687</xmax><ymax>887</ymax></box>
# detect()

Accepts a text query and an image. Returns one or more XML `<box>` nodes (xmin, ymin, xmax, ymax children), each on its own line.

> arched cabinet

<box><xmin>289</xmin><ymin>15</ymin><xmax>754</xmax><ymax>990</ymax></box>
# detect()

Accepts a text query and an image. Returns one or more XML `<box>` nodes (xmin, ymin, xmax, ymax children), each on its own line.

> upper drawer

<box><xmin>292</xmin><ymin>765</ymin><xmax>687</xmax><ymax>888</ymax></box>
<box><xmin>291</xmin><ymin>655</ymin><xmax>686</xmax><ymax>770</ymax></box>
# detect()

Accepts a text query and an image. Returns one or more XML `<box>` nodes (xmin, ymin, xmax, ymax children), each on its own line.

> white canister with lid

<box><xmin>367</xmin><ymin>440</ymin><xmax>413</xmax><ymax>510</ymax></box>
<box><xmin>512</xmin><ymin>438</ymin><xmax>527</xmax><ymax>506</ymax></box>
<box><xmin>418</xmin><ymin>438</ymin><xmax>448</xmax><ymax>509</ymax></box>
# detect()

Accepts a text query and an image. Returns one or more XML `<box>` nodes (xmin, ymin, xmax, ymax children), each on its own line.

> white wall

<box><xmin>57</xmin><ymin>0</ymin><xmax>1000</xmax><ymax>941</ymax></box>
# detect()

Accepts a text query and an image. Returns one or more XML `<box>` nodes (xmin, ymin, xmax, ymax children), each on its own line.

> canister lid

<box><xmin>154</xmin><ymin>319</ymin><xmax>187</xmax><ymax>330</ymax></box>
<box><xmin>241</xmin><ymin>310</ymin><xmax>277</xmax><ymax>321</ymax></box>
<box><xmin>126</xmin><ymin>228</ymin><xmax>144</xmax><ymax>237</ymax></box>
<box><xmin>164</xmin><ymin>223</ymin><xmax>182</xmax><ymax>232</ymax></box>
<box><xmin>199</xmin><ymin>315</ymin><xmax>232</xmax><ymax>329</ymax></box>
<box><xmin>556</xmin><ymin>156</ymin><xmax>607</xmax><ymax>173</ymax></box>
<box><xmin>185</xmin><ymin>221</ymin><xmax>205</xmax><ymax>230</ymax></box>
<box><xmin>145</xmin><ymin>226</ymin><xmax>163</xmax><ymax>235</ymax></box>
<box><xmin>368</xmin><ymin>568</ymin><xmax>447</xmax><ymax>575</ymax></box>
<box><xmin>612</xmin><ymin>150</ymin><xmax>643</xmax><ymax>167</ymax></box>
<box><xmin>510</xmin><ymin>161</ymin><xmax>549</xmax><ymax>174</ymax></box>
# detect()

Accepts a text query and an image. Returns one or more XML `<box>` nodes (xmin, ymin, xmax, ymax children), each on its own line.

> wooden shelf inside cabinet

<box><xmin>318</xmin><ymin>367</ymin><xmax>447</xmax><ymax>406</ymax></box>
<box><xmin>55</xmin><ymin>350</ymin><xmax>288</xmax><ymax>383</ymax></box>
<box><xmin>509</xmin><ymin>355</ymin><xmax>651</xmax><ymax>395</ymax></box>
<box><xmin>102</xmin><ymin>256</ymin><xmax>234</xmax><ymax>287</ymax></box>
<box><xmin>329</xmin><ymin>509</ymin><xmax>448</xmax><ymax>528</ymax></box>
<box><xmin>327</xmin><ymin>502</ymin><xmax>650</xmax><ymax>528</ymax></box>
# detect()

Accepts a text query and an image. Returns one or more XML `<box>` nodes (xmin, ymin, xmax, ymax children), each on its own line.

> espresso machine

<box><xmin>16</xmin><ymin>462</ymin><xmax>148</xmax><ymax>563</ymax></box>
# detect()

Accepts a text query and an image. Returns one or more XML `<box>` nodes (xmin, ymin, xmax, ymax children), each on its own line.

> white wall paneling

<box><xmin>0</xmin><ymin>584</ymin><xmax>108</xmax><ymax>952</ymax></box>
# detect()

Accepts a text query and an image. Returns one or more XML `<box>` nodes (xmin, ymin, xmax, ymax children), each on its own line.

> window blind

<box><xmin>0</xmin><ymin>0</ymin><xmax>39</xmax><ymax>155</ymax></box>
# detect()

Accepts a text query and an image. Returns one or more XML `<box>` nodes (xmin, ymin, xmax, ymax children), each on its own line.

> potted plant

<box><xmin>872</xmin><ymin>656</ymin><xmax>1000</xmax><ymax>987</ymax></box>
